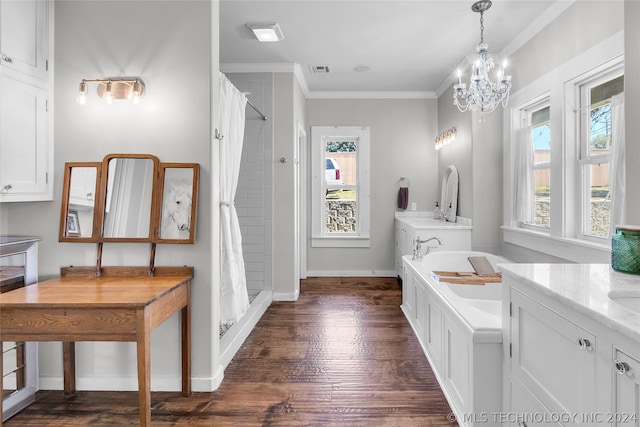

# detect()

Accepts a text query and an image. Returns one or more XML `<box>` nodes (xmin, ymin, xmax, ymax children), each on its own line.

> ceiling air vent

<box><xmin>309</xmin><ymin>65</ymin><xmax>330</xmax><ymax>73</ymax></box>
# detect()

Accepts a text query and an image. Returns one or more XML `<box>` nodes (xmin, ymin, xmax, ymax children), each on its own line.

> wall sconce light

<box><xmin>435</xmin><ymin>127</ymin><xmax>456</xmax><ymax>150</ymax></box>
<box><xmin>77</xmin><ymin>77</ymin><xmax>146</xmax><ymax>104</ymax></box>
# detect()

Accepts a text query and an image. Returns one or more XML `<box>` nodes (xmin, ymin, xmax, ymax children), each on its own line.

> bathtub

<box><xmin>401</xmin><ymin>251</ymin><xmax>510</xmax><ymax>427</ymax></box>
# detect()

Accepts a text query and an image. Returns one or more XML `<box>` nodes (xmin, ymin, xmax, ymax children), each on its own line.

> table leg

<box><xmin>63</xmin><ymin>342</ymin><xmax>76</xmax><ymax>397</ymax></box>
<box><xmin>136</xmin><ymin>311</ymin><xmax>151</xmax><ymax>427</ymax></box>
<box><xmin>1</xmin><ymin>340</ymin><xmax>4</xmax><ymax>427</ymax></box>
<box><xmin>181</xmin><ymin>285</ymin><xmax>191</xmax><ymax>396</ymax></box>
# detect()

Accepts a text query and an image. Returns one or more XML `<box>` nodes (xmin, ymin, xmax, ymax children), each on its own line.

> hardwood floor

<box><xmin>5</xmin><ymin>277</ymin><xmax>456</xmax><ymax>426</ymax></box>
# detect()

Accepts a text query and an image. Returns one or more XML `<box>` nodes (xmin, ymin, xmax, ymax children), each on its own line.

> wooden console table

<box><xmin>0</xmin><ymin>266</ymin><xmax>193</xmax><ymax>427</ymax></box>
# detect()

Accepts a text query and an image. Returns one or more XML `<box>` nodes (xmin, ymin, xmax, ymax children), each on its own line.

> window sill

<box><xmin>502</xmin><ymin>226</ymin><xmax>610</xmax><ymax>263</ymax></box>
<box><xmin>311</xmin><ymin>236</ymin><xmax>371</xmax><ymax>248</ymax></box>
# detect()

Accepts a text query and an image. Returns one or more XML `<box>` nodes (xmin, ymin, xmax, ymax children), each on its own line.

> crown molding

<box><xmin>221</xmin><ymin>63</ymin><xmax>435</xmax><ymax>99</ymax></box>
<box><xmin>306</xmin><ymin>91</ymin><xmax>436</xmax><ymax>99</ymax></box>
<box><xmin>221</xmin><ymin>62</ymin><xmax>310</xmax><ymax>97</ymax></box>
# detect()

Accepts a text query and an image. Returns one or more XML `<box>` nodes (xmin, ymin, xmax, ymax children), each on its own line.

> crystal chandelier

<box><xmin>453</xmin><ymin>0</ymin><xmax>511</xmax><ymax>113</ymax></box>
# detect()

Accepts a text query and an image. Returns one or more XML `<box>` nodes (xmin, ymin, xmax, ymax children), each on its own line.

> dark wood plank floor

<box><xmin>5</xmin><ymin>277</ymin><xmax>456</xmax><ymax>426</ymax></box>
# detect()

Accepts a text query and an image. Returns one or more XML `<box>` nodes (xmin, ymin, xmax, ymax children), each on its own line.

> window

<box><xmin>578</xmin><ymin>73</ymin><xmax>623</xmax><ymax>240</ymax></box>
<box><xmin>311</xmin><ymin>126</ymin><xmax>370</xmax><ymax>247</ymax></box>
<box><xmin>520</xmin><ymin>103</ymin><xmax>551</xmax><ymax>228</ymax></box>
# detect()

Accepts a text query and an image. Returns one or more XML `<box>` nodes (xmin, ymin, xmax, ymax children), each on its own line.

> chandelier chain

<box><xmin>479</xmin><ymin>11</ymin><xmax>484</xmax><ymax>44</ymax></box>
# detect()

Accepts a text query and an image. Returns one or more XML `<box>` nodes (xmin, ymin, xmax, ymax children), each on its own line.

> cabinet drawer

<box><xmin>511</xmin><ymin>289</ymin><xmax>596</xmax><ymax>419</ymax></box>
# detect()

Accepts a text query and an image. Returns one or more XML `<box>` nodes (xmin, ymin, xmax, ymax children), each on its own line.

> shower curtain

<box><xmin>608</xmin><ymin>93</ymin><xmax>625</xmax><ymax>236</ymax></box>
<box><xmin>219</xmin><ymin>73</ymin><xmax>250</xmax><ymax>324</ymax></box>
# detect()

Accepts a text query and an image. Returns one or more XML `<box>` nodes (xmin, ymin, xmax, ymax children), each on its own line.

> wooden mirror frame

<box><xmin>99</xmin><ymin>154</ymin><xmax>160</xmax><ymax>243</ymax></box>
<box><xmin>59</xmin><ymin>162</ymin><xmax>103</xmax><ymax>242</ymax></box>
<box><xmin>156</xmin><ymin>163</ymin><xmax>200</xmax><ymax>244</ymax></box>
<box><xmin>59</xmin><ymin>154</ymin><xmax>200</xmax><ymax>245</ymax></box>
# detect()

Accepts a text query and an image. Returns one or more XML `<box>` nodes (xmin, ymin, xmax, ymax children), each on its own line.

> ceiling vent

<box><xmin>309</xmin><ymin>65</ymin><xmax>331</xmax><ymax>73</ymax></box>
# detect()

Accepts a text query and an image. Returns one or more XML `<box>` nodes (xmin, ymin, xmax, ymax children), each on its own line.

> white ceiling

<box><xmin>220</xmin><ymin>0</ymin><xmax>567</xmax><ymax>95</ymax></box>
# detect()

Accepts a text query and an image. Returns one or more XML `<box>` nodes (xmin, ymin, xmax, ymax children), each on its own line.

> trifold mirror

<box><xmin>59</xmin><ymin>154</ymin><xmax>199</xmax><ymax>244</ymax></box>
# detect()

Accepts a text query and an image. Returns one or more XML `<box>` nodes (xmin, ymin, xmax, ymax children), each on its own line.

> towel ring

<box><xmin>399</xmin><ymin>177</ymin><xmax>410</xmax><ymax>188</ymax></box>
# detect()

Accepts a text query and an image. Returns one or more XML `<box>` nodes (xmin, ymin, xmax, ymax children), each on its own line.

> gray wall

<box><xmin>436</xmin><ymin>88</ymin><xmax>503</xmax><ymax>253</ymax></box>
<box><xmin>0</xmin><ymin>1</ymin><xmax>218</xmax><ymax>391</ymax></box>
<box><xmin>625</xmin><ymin>1</ymin><xmax>640</xmax><ymax>224</ymax></box>
<box><xmin>306</xmin><ymin>98</ymin><xmax>438</xmax><ymax>275</ymax></box>
<box><xmin>272</xmin><ymin>72</ymin><xmax>306</xmax><ymax>299</ymax></box>
<box><xmin>436</xmin><ymin>0</ymin><xmax>626</xmax><ymax>259</ymax></box>
<box><xmin>499</xmin><ymin>0</ymin><xmax>626</xmax><ymax>262</ymax></box>
<box><xmin>508</xmin><ymin>1</ymin><xmax>624</xmax><ymax>94</ymax></box>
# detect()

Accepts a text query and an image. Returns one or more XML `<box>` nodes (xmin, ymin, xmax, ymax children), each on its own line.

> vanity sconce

<box><xmin>77</xmin><ymin>77</ymin><xmax>146</xmax><ymax>105</ymax></box>
<box><xmin>435</xmin><ymin>127</ymin><xmax>456</xmax><ymax>151</ymax></box>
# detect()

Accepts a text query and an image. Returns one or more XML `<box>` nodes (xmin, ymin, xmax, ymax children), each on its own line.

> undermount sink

<box><xmin>608</xmin><ymin>289</ymin><xmax>640</xmax><ymax>314</ymax></box>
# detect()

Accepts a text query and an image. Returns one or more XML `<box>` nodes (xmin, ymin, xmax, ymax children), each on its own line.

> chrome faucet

<box><xmin>412</xmin><ymin>237</ymin><xmax>444</xmax><ymax>261</ymax></box>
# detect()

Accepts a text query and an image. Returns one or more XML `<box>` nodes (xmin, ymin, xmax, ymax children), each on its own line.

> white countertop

<box><xmin>395</xmin><ymin>211</ymin><xmax>472</xmax><ymax>230</ymax></box>
<box><xmin>499</xmin><ymin>263</ymin><xmax>640</xmax><ymax>343</ymax></box>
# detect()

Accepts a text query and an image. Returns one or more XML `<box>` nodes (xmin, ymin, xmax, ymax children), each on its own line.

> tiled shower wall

<box><xmin>226</xmin><ymin>73</ymin><xmax>273</xmax><ymax>294</ymax></box>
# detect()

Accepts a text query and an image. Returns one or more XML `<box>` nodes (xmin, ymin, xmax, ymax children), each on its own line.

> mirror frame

<box><xmin>440</xmin><ymin>165</ymin><xmax>459</xmax><ymax>222</ymax></box>
<box><xmin>59</xmin><ymin>154</ymin><xmax>200</xmax><ymax>245</ymax></box>
<box><xmin>99</xmin><ymin>154</ymin><xmax>160</xmax><ymax>243</ymax></box>
<box><xmin>155</xmin><ymin>163</ymin><xmax>200</xmax><ymax>244</ymax></box>
<box><xmin>59</xmin><ymin>162</ymin><xmax>103</xmax><ymax>242</ymax></box>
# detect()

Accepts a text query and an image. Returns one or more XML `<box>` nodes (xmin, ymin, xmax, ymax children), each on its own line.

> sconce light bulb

<box><xmin>104</xmin><ymin>81</ymin><xmax>114</xmax><ymax>103</ymax></box>
<box><xmin>132</xmin><ymin>80</ymin><xmax>142</xmax><ymax>104</ymax></box>
<box><xmin>77</xmin><ymin>81</ymin><xmax>88</xmax><ymax>104</ymax></box>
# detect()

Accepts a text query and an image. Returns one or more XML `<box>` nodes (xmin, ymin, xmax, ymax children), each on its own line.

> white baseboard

<box><xmin>219</xmin><ymin>290</ymin><xmax>272</xmax><ymax>368</ymax></box>
<box><xmin>39</xmin><ymin>376</ymin><xmax>177</xmax><ymax>392</ymax></box>
<box><xmin>272</xmin><ymin>288</ymin><xmax>300</xmax><ymax>301</ymax></box>
<box><xmin>39</xmin><ymin>374</ymin><xmax>225</xmax><ymax>393</ymax></box>
<box><xmin>304</xmin><ymin>270</ymin><xmax>396</xmax><ymax>277</ymax></box>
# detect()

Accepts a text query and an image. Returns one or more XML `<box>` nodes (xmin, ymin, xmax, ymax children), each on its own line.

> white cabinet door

<box><xmin>402</xmin><ymin>267</ymin><xmax>416</xmax><ymax>320</ymax></box>
<box><xmin>613</xmin><ymin>349</ymin><xmax>640</xmax><ymax>427</ymax></box>
<box><xmin>510</xmin><ymin>376</ymin><xmax>562</xmax><ymax>427</ymax></box>
<box><xmin>444</xmin><ymin>315</ymin><xmax>470</xmax><ymax>415</ymax></box>
<box><xmin>425</xmin><ymin>293</ymin><xmax>443</xmax><ymax>374</ymax></box>
<box><xmin>0</xmin><ymin>75</ymin><xmax>50</xmax><ymax>201</ymax></box>
<box><xmin>0</xmin><ymin>0</ymin><xmax>48</xmax><ymax>80</ymax></box>
<box><xmin>511</xmin><ymin>289</ymin><xmax>596</xmax><ymax>424</ymax></box>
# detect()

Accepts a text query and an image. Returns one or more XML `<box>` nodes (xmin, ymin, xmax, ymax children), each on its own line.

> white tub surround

<box><xmin>402</xmin><ymin>251</ymin><xmax>510</xmax><ymax>427</ymax></box>
<box><xmin>395</xmin><ymin>212</ymin><xmax>472</xmax><ymax>277</ymax></box>
<box><xmin>500</xmin><ymin>264</ymin><xmax>640</xmax><ymax>427</ymax></box>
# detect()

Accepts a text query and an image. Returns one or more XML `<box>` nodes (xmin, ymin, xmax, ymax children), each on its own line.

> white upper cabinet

<box><xmin>0</xmin><ymin>0</ymin><xmax>49</xmax><ymax>81</ymax></box>
<box><xmin>0</xmin><ymin>76</ymin><xmax>49</xmax><ymax>200</ymax></box>
<box><xmin>0</xmin><ymin>0</ymin><xmax>52</xmax><ymax>202</ymax></box>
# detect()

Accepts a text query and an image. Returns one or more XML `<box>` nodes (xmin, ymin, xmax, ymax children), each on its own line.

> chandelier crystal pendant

<box><xmin>453</xmin><ymin>0</ymin><xmax>511</xmax><ymax>113</ymax></box>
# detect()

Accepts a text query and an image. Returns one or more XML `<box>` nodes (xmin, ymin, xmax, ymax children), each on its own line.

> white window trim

<box><xmin>502</xmin><ymin>31</ymin><xmax>623</xmax><ymax>263</ymax></box>
<box><xmin>574</xmin><ymin>65</ymin><xmax>623</xmax><ymax>242</ymax></box>
<box><xmin>310</xmin><ymin>126</ymin><xmax>371</xmax><ymax>248</ymax></box>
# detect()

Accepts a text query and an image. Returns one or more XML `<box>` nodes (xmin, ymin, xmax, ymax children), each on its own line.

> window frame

<box><xmin>521</xmin><ymin>99</ymin><xmax>551</xmax><ymax>231</ymax></box>
<box><xmin>310</xmin><ymin>126</ymin><xmax>371</xmax><ymax>248</ymax></box>
<box><xmin>576</xmin><ymin>67</ymin><xmax>623</xmax><ymax>242</ymax></box>
<box><xmin>502</xmin><ymin>33</ymin><xmax>623</xmax><ymax>263</ymax></box>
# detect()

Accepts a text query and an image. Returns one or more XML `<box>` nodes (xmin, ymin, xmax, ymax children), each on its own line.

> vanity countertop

<box><xmin>499</xmin><ymin>263</ymin><xmax>640</xmax><ymax>343</ymax></box>
<box><xmin>395</xmin><ymin>211</ymin><xmax>472</xmax><ymax>230</ymax></box>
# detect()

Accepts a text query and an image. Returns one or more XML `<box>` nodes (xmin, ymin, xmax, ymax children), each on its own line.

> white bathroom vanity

<box><xmin>394</xmin><ymin>212</ymin><xmax>472</xmax><ymax>277</ymax></box>
<box><xmin>500</xmin><ymin>264</ymin><xmax>640</xmax><ymax>427</ymax></box>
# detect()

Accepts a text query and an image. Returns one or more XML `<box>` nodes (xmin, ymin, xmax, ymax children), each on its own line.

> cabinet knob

<box><xmin>2</xmin><ymin>184</ymin><xmax>12</xmax><ymax>192</ymax></box>
<box><xmin>1</xmin><ymin>53</ymin><xmax>12</xmax><ymax>63</ymax></box>
<box><xmin>578</xmin><ymin>337</ymin><xmax>591</xmax><ymax>349</ymax></box>
<box><xmin>615</xmin><ymin>360</ymin><xmax>630</xmax><ymax>374</ymax></box>
<box><xmin>86</xmin><ymin>192</ymin><xmax>93</xmax><ymax>197</ymax></box>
